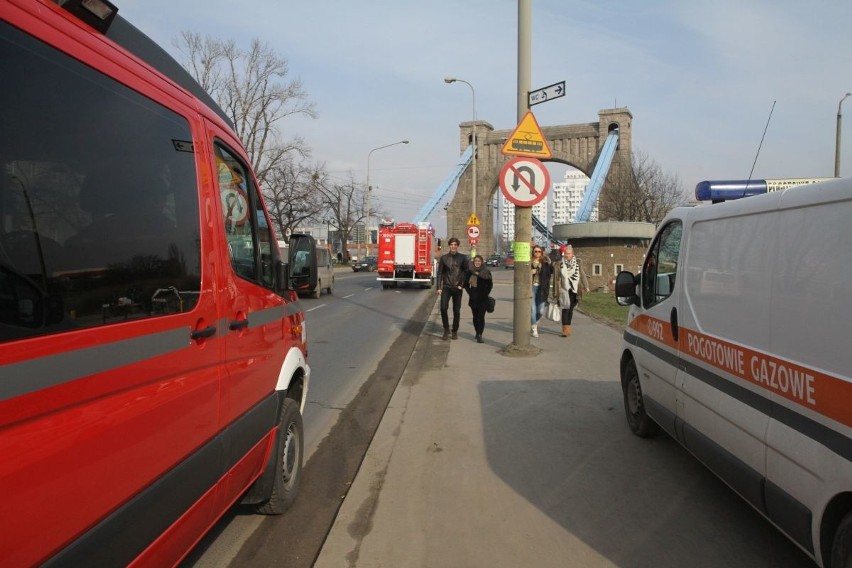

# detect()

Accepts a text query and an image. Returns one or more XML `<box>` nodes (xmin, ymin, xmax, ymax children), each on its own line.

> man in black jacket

<box><xmin>435</xmin><ymin>237</ymin><xmax>470</xmax><ymax>340</ymax></box>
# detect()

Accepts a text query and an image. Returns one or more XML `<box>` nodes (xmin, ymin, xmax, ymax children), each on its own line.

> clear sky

<box><xmin>120</xmin><ymin>0</ymin><xmax>852</xmax><ymax>233</ymax></box>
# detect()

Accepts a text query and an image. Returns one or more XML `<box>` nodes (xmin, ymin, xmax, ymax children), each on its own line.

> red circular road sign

<box><xmin>499</xmin><ymin>157</ymin><xmax>550</xmax><ymax>207</ymax></box>
<box><xmin>467</xmin><ymin>225</ymin><xmax>480</xmax><ymax>239</ymax></box>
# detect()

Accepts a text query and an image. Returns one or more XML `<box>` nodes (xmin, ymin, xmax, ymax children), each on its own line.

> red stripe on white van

<box><xmin>629</xmin><ymin>314</ymin><xmax>852</xmax><ymax>427</ymax></box>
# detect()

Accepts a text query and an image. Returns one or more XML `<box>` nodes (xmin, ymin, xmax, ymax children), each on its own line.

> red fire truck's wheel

<box><xmin>256</xmin><ymin>398</ymin><xmax>303</xmax><ymax>514</ymax></box>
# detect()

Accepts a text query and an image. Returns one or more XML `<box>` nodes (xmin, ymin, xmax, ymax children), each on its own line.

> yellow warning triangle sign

<box><xmin>467</xmin><ymin>212</ymin><xmax>480</xmax><ymax>225</ymax></box>
<box><xmin>501</xmin><ymin>111</ymin><xmax>553</xmax><ymax>158</ymax></box>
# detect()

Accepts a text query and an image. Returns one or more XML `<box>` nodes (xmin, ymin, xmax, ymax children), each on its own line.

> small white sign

<box><xmin>528</xmin><ymin>81</ymin><xmax>565</xmax><ymax>106</ymax></box>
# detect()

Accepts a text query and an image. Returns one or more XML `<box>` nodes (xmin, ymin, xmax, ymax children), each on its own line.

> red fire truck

<box><xmin>376</xmin><ymin>220</ymin><xmax>435</xmax><ymax>289</ymax></box>
<box><xmin>1</xmin><ymin>2</ymin><xmax>309</xmax><ymax>565</ymax></box>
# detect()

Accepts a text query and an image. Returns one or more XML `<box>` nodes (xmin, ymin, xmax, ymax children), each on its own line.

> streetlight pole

<box><xmin>836</xmin><ymin>92</ymin><xmax>851</xmax><ymax>177</ymax></box>
<box><xmin>444</xmin><ymin>76</ymin><xmax>477</xmax><ymax>257</ymax></box>
<box><xmin>365</xmin><ymin>140</ymin><xmax>409</xmax><ymax>258</ymax></box>
<box><xmin>325</xmin><ymin>217</ymin><xmax>331</xmax><ymax>249</ymax></box>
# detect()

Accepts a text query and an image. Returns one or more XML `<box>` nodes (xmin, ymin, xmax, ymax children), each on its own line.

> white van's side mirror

<box><xmin>615</xmin><ymin>270</ymin><xmax>640</xmax><ymax>306</ymax></box>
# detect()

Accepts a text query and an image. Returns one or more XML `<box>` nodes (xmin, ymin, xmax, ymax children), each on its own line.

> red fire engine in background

<box><xmin>376</xmin><ymin>220</ymin><xmax>435</xmax><ymax>289</ymax></box>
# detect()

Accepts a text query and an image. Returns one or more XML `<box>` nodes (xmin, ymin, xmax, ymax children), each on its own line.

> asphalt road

<box><xmin>182</xmin><ymin>269</ymin><xmax>434</xmax><ymax>567</ymax></box>
<box><xmin>184</xmin><ymin>269</ymin><xmax>814</xmax><ymax>568</ymax></box>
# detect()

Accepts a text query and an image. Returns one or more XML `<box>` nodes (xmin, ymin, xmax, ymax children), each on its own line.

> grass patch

<box><xmin>576</xmin><ymin>291</ymin><xmax>629</xmax><ymax>329</ymax></box>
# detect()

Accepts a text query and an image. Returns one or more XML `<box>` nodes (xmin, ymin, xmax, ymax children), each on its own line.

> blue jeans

<box><xmin>531</xmin><ymin>284</ymin><xmax>541</xmax><ymax>324</ymax></box>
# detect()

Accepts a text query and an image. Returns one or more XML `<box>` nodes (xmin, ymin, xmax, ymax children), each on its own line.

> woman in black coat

<box><xmin>464</xmin><ymin>255</ymin><xmax>493</xmax><ymax>343</ymax></box>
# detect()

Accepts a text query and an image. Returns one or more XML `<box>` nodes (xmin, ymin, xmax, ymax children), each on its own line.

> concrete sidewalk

<box><xmin>314</xmin><ymin>274</ymin><xmax>628</xmax><ymax>568</ymax></box>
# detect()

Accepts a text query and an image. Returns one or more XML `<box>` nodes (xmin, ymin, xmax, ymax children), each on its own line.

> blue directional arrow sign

<box><xmin>528</xmin><ymin>81</ymin><xmax>566</xmax><ymax>106</ymax></box>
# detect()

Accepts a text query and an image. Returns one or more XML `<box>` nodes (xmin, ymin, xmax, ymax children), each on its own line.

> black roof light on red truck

<box><xmin>1</xmin><ymin>1</ymin><xmax>309</xmax><ymax>565</ymax></box>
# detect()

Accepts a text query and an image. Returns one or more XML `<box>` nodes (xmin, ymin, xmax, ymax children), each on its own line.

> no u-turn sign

<box><xmin>499</xmin><ymin>157</ymin><xmax>550</xmax><ymax>207</ymax></box>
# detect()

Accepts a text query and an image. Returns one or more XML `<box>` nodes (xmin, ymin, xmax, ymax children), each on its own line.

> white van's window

<box><xmin>775</xmin><ymin>200</ymin><xmax>852</xmax><ymax>376</ymax></box>
<box><xmin>686</xmin><ymin>211</ymin><xmax>774</xmax><ymax>347</ymax></box>
<box><xmin>641</xmin><ymin>221</ymin><xmax>682</xmax><ymax>308</ymax></box>
<box><xmin>0</xmin><ymin>22</ymin><xmax>201</xmax><ymax>342</ymax></box>
<box><xmin>216</xmin><ymin>144</ymin><xmax>275</xmax><ymax>288</ymax></box>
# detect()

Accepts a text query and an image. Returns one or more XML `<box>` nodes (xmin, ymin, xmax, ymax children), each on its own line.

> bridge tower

<box><xmin>446</xmin><ymin>108</ymin><xmax>633</xmax><ymax>256</ymax></box>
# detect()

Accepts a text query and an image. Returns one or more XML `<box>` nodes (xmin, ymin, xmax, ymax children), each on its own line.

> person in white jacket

<box><xmin>553</xmin><ymin>244</ymin><xmax>580</xmax><ymax>337</ymax></box>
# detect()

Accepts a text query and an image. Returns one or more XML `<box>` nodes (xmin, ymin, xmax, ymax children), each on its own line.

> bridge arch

<box><xmin>445</xmin><ymin>108</ymin><xmax>632</xmax><ymax>256</ymax></box>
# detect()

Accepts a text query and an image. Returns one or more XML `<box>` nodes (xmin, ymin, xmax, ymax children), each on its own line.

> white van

<box><xmin>314</xmin><ymin>246</ymin><xmax>335</xmax><ymax>297</ymax></box>
<box><xmin>615</xmin><ymin>177</ymin><xmax>852</xmax><ymax>567</ymax></box>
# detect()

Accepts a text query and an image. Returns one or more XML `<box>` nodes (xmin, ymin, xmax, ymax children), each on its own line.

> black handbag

<box><xmin>486</xmin><ymin>296</ymin><xmax>496</xmax><ymax>313</ymax></box>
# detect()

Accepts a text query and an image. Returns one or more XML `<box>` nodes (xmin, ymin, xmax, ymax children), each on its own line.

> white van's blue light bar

<box><xmin>695</xmin><ymin>178</ymin><xmax>833</xmax><ymax>203</ymax></box>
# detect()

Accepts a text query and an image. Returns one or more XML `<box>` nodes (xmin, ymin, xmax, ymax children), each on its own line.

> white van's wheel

<box><xmin>832</xmin><ymin>513</ymin><xmax>852</xmax><ymax>568</ymax></box>
<box><xmin>313</xmin><ymin>280</ymin><xmax>321</xmax><ymax>298</ymax></box>
<box><xmin>327</xmin><ymin>277</ymin><xmax>334</xmax><ymax>295</ymax></box>
<box><xmin>622</xmin><ymin>360</ymin><xmax>660</xmax><ymax>438</ymax></box>
<box><xmin>256</xmin><ymin>398</ymin><xmax>303</xmax><ymax>514</ymax></box>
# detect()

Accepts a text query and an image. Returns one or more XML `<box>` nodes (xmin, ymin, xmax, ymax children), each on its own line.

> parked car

<box><xmin>504</xmin><ymin>252</ymin><xmax>515</xmax><ymax>269</ymax></box>
<box><xmin>485</xmin><ymin>255</ymin><xmax>502</xmax><ymax>267</ymax></box>
<box><xmin>352</xmin><ymin>256</ymin><xmax>378</xmax><ymax>272</ymax></box>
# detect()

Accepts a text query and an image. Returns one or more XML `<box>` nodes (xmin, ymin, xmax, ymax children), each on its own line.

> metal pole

<box><xmin>366</xmin><ymin>155</ymin><xmax>371</xmax><ymax>258</ymax></box>
<box><xmin>511</xmin><ymin>0</ymin><xmax>534</xmax><ymax>352</ymax></box>
<box><xmin>836</xmin><ymin>93</ymin><xmax>851</xmax><ymax>177</ymax></box>
<box><xmin>443</xmin><ymin>78</ymin><xmax>478</xmax><ymax>257</ymax></box>
<box><xmin>366</xmin><ymin>140</ymin><xmax>409</xmax><ymax>256</ymax></box>
<box><xmin>471</xmin><ymin>83</ymin><xmax>477</xmax><ymax>258</ymax></box>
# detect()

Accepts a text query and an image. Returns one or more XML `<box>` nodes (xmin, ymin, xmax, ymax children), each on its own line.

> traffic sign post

<box><xmin>467</xmin><ymin>225</ymin><xmax>480</xmax><ymax>239</ymax></box>
<box><xmin>528</xmin><ymin>81</ymin><xmax>565</xmax><ymax>106</ymax></box>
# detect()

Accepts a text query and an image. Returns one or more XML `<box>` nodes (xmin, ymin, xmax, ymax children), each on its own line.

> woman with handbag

<box><xmin>552</xmin><ymin>244</ymin><xmax>580</xmax><ymax>337</ymax></box>
<box><xmin>530</xmin><ymin>245</ymin><xmax>552</xmax><ymax>337</ymax></box>
<box><xmin>464</xmin><ymin>255</ymin><xmax>493</xmax><ymax>343</ymax></box>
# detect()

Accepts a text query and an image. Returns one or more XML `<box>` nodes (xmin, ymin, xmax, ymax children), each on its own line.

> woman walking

<box><xmin>464</xmin><ymin>255</ymin><xmax>493</xmax><ymax>343</ymax></box>
<box><xmin>552</xmin><ymin>244</ymin><xmax>580</xmax><ymax>337</ymax></box>
<box><xmin>530</xmin><ymin>245</ymin><xmax>552</xmax><ymax>337</ymax></box>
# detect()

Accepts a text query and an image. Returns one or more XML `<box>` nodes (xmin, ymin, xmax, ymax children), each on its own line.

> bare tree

<box><xmin>265</xmin><ymin>160</ymin><xmax>327</xmax><ymax>243</ymax></box>
<box><xmin>599</xmin><ymin>150</ymin><xmax>687</xmax><ymax>225</ymax></box>
<box><xmin>316</xmin><ymin>174</ymin><xmax>367</xmax><ymax>261</ymax></box>
<box><xmin>174</xmin><ymin>32</ymin><xmax>317</xmax><ymax>189</ymax></box>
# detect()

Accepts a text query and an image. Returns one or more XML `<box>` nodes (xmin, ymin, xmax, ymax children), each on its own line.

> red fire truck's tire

<box><xmin>257</xmin><ymin>398</ymin><xmax>304</xmax><ymax>515</ymax></box>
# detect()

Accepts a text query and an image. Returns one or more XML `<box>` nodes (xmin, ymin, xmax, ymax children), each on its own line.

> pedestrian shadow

<box><xmin>478</xmin><ymin>379</ymin><xmax>813</xmax><ymax>568</ymax></box>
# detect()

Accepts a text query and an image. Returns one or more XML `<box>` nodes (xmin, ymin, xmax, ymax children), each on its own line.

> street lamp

<box><xmin>444</xmin><ymin>76</ymin><xmax>477</xmax><ymax>256</ymax></box>
<box><xmin>365</xmin><ymin>140</ymin><xmax>409</xmax><ymax>257</ymax></box>
<box><xmin>836</xmin><ymin>92</ymin><xmax>851</xmax><ymax>177</ymax></box>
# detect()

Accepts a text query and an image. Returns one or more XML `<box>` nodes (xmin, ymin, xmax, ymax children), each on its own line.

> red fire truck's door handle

<box><xmin>191</xmin><ymin>325</ymin><xmax>217</xmax><ymax>340</ymax></box>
